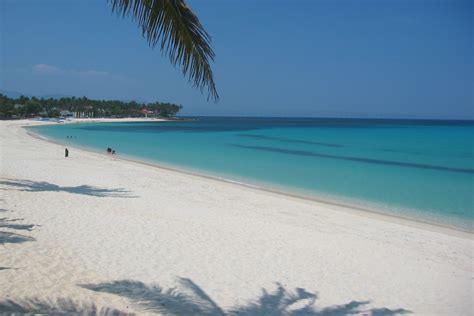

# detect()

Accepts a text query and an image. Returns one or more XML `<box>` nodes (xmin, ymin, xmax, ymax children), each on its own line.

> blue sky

<box><xmin>1</xmin><ymin>0</ymin><xmax>472</xmax><ymax>118</ymax></box>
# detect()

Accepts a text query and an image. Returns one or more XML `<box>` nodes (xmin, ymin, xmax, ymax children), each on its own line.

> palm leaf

<box><xmin>110</xmin><ymin>0</ymin><xmax>218</xmax><ymax>101</ymax></box>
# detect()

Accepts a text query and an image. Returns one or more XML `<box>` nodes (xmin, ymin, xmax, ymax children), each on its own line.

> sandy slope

<box><xmin>0</xmin><ymin>120</ymin><xmax>472</xmax><ymax>315</ymax></box>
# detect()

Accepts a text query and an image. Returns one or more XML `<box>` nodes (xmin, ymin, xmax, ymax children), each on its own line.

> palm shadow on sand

<box><xmin>0</xmin><ymin>267</ymin><xmax>15</xmax><ymax>271</ymax></box>
<box><xmin>0</xmin><ymin>214</ymin><xmax>36</xmax><ymax>245</ymax></box>
<box><xmin>0</xmin><ymin>220</ymin><xmax>35</xmax><ymax>231</ymax></box>
<box><xmin>0</xmin><ymin>231</ymin><xmax>35</xmax><ymax>245</ymax></box>
<box><xmin>79</xmin><ymin>278</ymin><xmax>411</xmax><ymax>316</ymax></box>
<box><xmin>0</xmin><ymin>278</ymin><xmax>411</xmax><ymax>315</ymax></box>
<box><xmin>0</xmin><ymin>298</ymin><xmax>131</xmax><ymax>315</ymax></box>
<box><xmin>0</xmin><ymin>179</ymin><xmax>137</xmax><ymax>198</ymax></box>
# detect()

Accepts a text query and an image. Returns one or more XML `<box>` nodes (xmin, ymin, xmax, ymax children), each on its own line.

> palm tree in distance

<box><xmin>110</xmin><ymin>0</ymin><xmax>218</xmax><ymax>101</ymax></box>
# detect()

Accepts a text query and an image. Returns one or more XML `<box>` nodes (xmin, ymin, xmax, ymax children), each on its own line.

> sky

<box><xmin>1</xmin><ymin>0</ymin><xmax>473</xmax><ymax>118</ymax></box>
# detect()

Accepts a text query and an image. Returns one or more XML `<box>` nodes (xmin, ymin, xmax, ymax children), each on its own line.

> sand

<box><xmin>0</xmin><ymin>119</ymin><xmax>472</xmax><ymax>315</ymax></box>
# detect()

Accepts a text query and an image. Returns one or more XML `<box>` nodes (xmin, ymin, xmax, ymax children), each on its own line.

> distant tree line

<box><xmin>0</xmin><ymin>94</ymin><xmax>183</xmax><ymax>119</ymax></box>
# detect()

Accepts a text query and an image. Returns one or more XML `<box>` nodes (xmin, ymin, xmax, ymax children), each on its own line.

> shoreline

<box><xmin>26</xmin><ymin>117</ymin><xmax>171</xmax><ymax>123</ymax></box>
<box><xmin>2</xmin><ymin>119</ymin><xmax>473</xmax><ymax>315</ymax></box>
<box><xmin>25</xmin><ymin>120</ymin><xmax>473</xmax><ymax>238</ymax></box>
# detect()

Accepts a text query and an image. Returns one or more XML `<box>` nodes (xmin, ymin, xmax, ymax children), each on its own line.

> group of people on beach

<box><xmin>65</xmin><ymin>147</ymin><xmax>115</xmax><ymax>158</ymax></box>
<box><xmin>66</xmin><ymin>135</ymin><xmax>76</xmax><ymax>139</ymax></box>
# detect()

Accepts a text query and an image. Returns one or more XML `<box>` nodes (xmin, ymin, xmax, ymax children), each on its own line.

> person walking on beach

<box><xmin>65</xmin><ymin>148</ymin><xmax>69</xmax><ymax>158</ymax></box>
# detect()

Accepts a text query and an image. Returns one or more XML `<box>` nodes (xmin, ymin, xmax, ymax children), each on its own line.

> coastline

<box><xmin>1</xmin><ymin>119</ymin><xmax>473</xmax><ymax>315</ymax></box>
<box><xmin>27</xmin><ymin>117</ymin><xmax>170</xmax><ymax>124</ymax></box>
<box><xmin>25</xmin><ymin>119</ymin><xmax>473</xmax><ymax>237</ymax></box>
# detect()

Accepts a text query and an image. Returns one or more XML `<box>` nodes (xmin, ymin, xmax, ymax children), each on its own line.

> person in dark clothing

<box><xmin>65</xmin><ymin>148</ymin><xmax>69</xmax><ymax>158</ymax></box>
<box><xmin>106</xmin><ymin>147</ymin><xmax>112</xmax><ymax>154</ymax></box>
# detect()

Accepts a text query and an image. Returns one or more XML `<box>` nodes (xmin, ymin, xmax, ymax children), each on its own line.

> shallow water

<box><xmin>30</xmin><ymin>117</ymin><xmax>474</xmax><ymax>231</ymax></box>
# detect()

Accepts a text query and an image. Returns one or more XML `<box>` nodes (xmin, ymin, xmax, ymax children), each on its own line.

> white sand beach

<box><xmin>0</xmin><ymin>120</ymin><xmax>472</xmax><ymax>315</ymax></box>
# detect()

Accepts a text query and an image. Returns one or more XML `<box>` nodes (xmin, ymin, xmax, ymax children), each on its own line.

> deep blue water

<box><xmin>30</xmin><ymin>117</ymin><xmax>474</xmax><ymax>231</ymax></box>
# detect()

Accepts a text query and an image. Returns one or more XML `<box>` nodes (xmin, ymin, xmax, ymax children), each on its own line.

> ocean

<box><xmin>29</xmin><ymin>117</ymin><xmax>474</xmax><ymax>231</ymax></box>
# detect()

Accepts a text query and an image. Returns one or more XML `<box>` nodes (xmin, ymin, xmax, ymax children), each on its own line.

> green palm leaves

<box><xmin>110</xmin><ymin>0</ymin><xmax>218</xmax><ymax>101</ymax></box>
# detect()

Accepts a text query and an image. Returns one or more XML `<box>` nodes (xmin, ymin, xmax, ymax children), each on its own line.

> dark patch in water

<box><xmin>231</xmin><ymin>144</ymin><xmax>474</xmax><ymax>175</ymax></box>
<box><xmin>74</xmin><ymin>117</ymin><xmax>474</xmax><ymax>134</ymax></box>
<box><xmin>238</xmin><ymin>134</ymin><xmax>343</xmax><ymax>148</ymax></box>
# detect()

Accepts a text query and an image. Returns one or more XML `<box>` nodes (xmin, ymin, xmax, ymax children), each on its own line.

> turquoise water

<box><xmin>30</xmin><ymin>117</ymin><xmax>474</xmax><ymax>231</ymax></box>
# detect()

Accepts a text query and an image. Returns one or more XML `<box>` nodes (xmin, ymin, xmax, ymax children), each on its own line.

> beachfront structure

<box><xmin>140</xmin><ymin>108</ymin><xmax>156</xmax><ymax>118</ymax></box>
<box><xmin>73</xmin><ymin>111</ymin><xmax>94</xmax><ymax>118</ymax></box>
<box><xmin>59</xmin><ymin>110</ymin><xmax>74</xmax><ymax>118</ymax></box>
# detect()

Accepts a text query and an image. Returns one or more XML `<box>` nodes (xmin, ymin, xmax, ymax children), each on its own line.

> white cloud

<box><xmin>77</xmin><ymin>70</ymin><xmax>110</xmax><ymax>76</ymax></box>
<box><xmin>31</xmin><ymin>64</ymin><xmax>110</xmax><ymax>77</ymax></box>
<box><xmin>32</xmin><ymin>64</ymin><xmax>64</xmax><ymax>74</ymax></box>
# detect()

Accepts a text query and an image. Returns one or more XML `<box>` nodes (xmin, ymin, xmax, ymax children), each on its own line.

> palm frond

<box><xmin>110</xmin><ymin>0</ymin><xmax>219</xmax><ymax>101</ymax></box>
